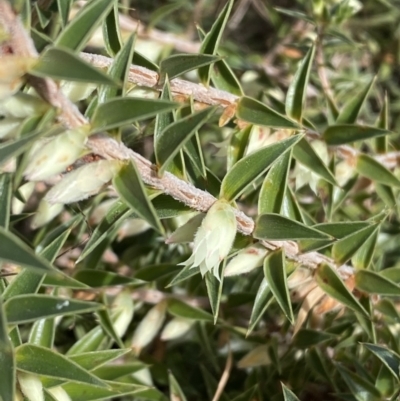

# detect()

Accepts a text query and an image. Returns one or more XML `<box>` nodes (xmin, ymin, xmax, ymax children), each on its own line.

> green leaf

<box><xmin>293</xmin><ymin>329</ymin><xmax>336</xmax><ymax>349</ymax></box>
<box><xmin>282</xmin><ymin>383</ymin><xmax>301</xmax><ymax>401</ymax></box>
<box><xmin>102</xmin><ymin>2</ymin><xmax>122</xmax><ymax>56</ymax></box>
<box><xmin>355</xmin><ymin>154</ymin><xmax>400</xmax><ymax>187</ymax></box>
<box><xmin>323</xmin><ymin>125</ymin><xmax>393</xmax><ymax>145</ymax></box>
<box><xmin>74</xmin><ymin>270</ymin><xmax>138</xmax><ymax>287</ymax></box>
<box><xmin>264</xmin><ymin>250</ymin><xmax>294</xmax><ymax>323</ymax></box>
<box><xmin>155</xmin><ymin>107</ymin><xmax>216</xmax><ymax>173</ymax></box>
<box><xmin>132</xmin><ymin>51</ymin><xmax>159</xmax><ymax>72</ymax></box>
<box><xmin>93</xmin><ymin>362</ymin><xmax>149</xmax><ymax>381</ymax></box>
<box><xmin>236</xmin><ymin>97</ymin><xmax>300</xmax><ymax>129</ymax></box>
<box><xmin>375</xmin><ymin>92</ymin><xmax>389</xmax><ymax>153</ymax></box>
<box><xmin>16</xmin><ymin>344</ymin><xmax>107</xmax><ymax>387</ymax></box>
<box><xmin>254</xmin><ymin>213</ymin><xmax>331</xmax><ymax>240</ymax></box>
<box><xmin>285</xmin><ymin>45</ymin><xmax>315</xmax><ymax>122</ymax></box>
<box><xmin>355</xmin><ymin>270</ymin><xmax>400</xmax><ymax>296</ymax></box>
<box><xmin>220</xmin><ymin>135</ymin><xmax>301</xmax><ymax>201</ymax></box>
<box><xmin>0</xmin><ymin>227</ymin><xmax>57</xmax><ymax>275</ymax></box>
<box><xmin>169</xmin><ymin>371</ymin><xmax>187</xmax><ymax>401</ymax></box>
<box><xmin>315</xmin><ymin>264</ymin><xmax>368</xmax><ymax>318</ymax></box>
<box><xmin>0</xmin><ymin>296</ymin><xmax>15</xmax><ymax>401</ymax></box>
<box><xmin>248</xmin><ymin>278</ymin><xmax>273</xmax><ymax>335</ymax></box>
<box><xmin>91</xmin><ymin>98</ymin><xmax>178</xmax><ymax>132</ymax></box>
<box><xmin>205</xmin><ymin>271</ymin><xmax>223</xmax><ymax>323</ymax></box>
<box><xmin>293</xmin><ymin>138</ymin><xmax>337</xmax><ymax>185</ymax></box>
<box><xmin>56</xmin><ymin>0</ymin><xmax>71</xmax><ymax>28</ymax></box>
<box><xmin>135</xmin><ymin>264</ymin><xmax>180</xmax><ymax>281</ymax></box>
<box><xmin>60</xmin><ymin>382</ymin><xmax>147</xmax><ymax>401</ymax></box>
<box><xmin>332</xmin><ymin>223</ymin><xmax>380</xmax><ymax>265</ymax></box>
<box><xmin>113</xmin><ymin>161</ymin><xmax>164</xmax><ymax>234</ymax></box>
<box><xmin>313</xmin><ymin>221</ymin><xmax>370</xmax><ymax>238</ymax></box>
<box><xmin>160</xmin><ymin>54</ymin><xmax>220</xmax><ymax>83</ymax></box>
<box><xmin>167</xmin><ymin>298</ymin><xmax>213</xmax><ymax>322</ymax></box>
<box><xmin>258</xmin><ymin>151</ymin><xmax>291</xmax><ymax>214</ymax></box>
<box><xmin>29</xmin><ymin>318</ymin><xmax>55</xmax><ymax>348</ymax></box>
<box><xmin>363</xmin><ymin>343</ymin><xmax>400</xmax><ymax>381</ymax></box>
<box><xmin>5</xmin><ymin>294</ymin><xmax>103</xmax><ymax>324</ymax></box>
<box><xmin>69</xmin><ymin>349</ymin><xmax>130</xmax><ymax>371</ymax></box>
<box><xmin>55</xmin><ymin>0</ymin><xmax>114</xmax><ymax>51</ymax></box>
<box><xmin>31</xmin><ymin>47</ymin><xmax>118</xmax><ymax>85</ymax></box>
<box><xmin>227</xmin><ymin>125</ymin><xmax>252</xmax><ymax>169</ymax></box>
<box><xmin>352</xmin><ymin>226</ymin><xmax>379</xmax><ymax>269</ymax></box>
<box><xmin>198</xmin><ymin>0</ymin><xmax>234</xmax><ymax>85</ymax></box>
<box><xmin>76</xmin><ymin>201</ymin><xmax>130</xmax><ymax>263</ymax></box>
<box><xmin>336</xmin><ymin>364</ymin><xmax>382</xmax><ymax>401</ymax></box>
<box><xmin>336</xmin><ymin>77</ymin><xmax>375</xmax><ymax>124</ymax></box>
<box><xmin>211</xmin><ymin>59</ymin><xmax>243</xmax><ymax>96</ymax></box>
<box><xmin>98</xmin><ymin>34</ymin><xmax>135</xmax><ymax>102</ymax></box>
<box><xmin>0</xmin><ymin>173</ymin><xmax>12</xmax><ymax>229</ymax></box>
<box><xmin>149</xmin><ymin>1</ymin><xmax>186</xmax><ymax>30</ymax></box>
<box><xmin>96</xmin><ymin>307</ymin><xmax>125</xmax><ymax>349</ymax></box>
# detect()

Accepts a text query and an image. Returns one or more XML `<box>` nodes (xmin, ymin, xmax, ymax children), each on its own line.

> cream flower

<box><xmin>180</xmin><ymin>200</ymin><xmax>237</xmax><ymax>280</ymax></box>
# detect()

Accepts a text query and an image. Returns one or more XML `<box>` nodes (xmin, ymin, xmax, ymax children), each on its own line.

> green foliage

<box><xmin>2</xmin><ymin>0</ymin><xmax>400</xmax><ymax>400</ymax></box>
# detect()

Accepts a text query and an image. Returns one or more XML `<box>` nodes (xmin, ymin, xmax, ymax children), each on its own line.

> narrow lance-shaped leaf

<box><xmin>5</xmin><ymin>294</ymin><xmax>103</xmax><ymax>324</ymax></box>
<box><xmin>167</xmin><ymin>298</ymin><xmax>213</xmax><ymax>322</ymax></box>
<box><xmin>205</xmin><ymin>270</ymin><xmax>223</xmax><ymax>324</ymax></box>
<box><xmin>258</xmin><ymin>150</ymin><xmax>291</xmax><ymax>214</ymax></box>
<box><xmin>31</xmin><ymin>47</ymin><xmax>118</xmax><ymax>85</ymax></box>
<box><xmin>16</xmin><ymin>344</ymin><xmax>107</xmax><ymax>388</ymax></box>
<box><xmin>57</xmin><ymin>0</ymin><xmax>72</xmax><ymax>28</ymax></box>
<box><xmin>211</xmin><ymin>58</ymin><xmax>243</xmax><ymax>96</ymax></box>
<box><xmin>169</xmin><ymin>371</ymin><xmax>188</xmax><ymax>401</ymax></box>
<box><xmin>285</xmin><ymin>44</ymin><xmax>315</xmax><ymax>122</ymax></box>
<box><xmin>254</xmin><ymin>213</ymin><xmax>332</xmax><ymax>240</ymax></box>
<box><xmin>315</xmin><ymin>264</ymin><xmax>369</xmax><ymax>318</ymax></box>
<box><xmin>113</xmin><ymin>161</ymin><xmax>164</xmax><ymax>234</ymax></box>
<box><xmin>332</xmin><ymin>223</ymin><xmax>380</xmax><ymax>265</ymax></box>
<box><xmin>363</xmin><ymin>343</ymin><xmax>400</xmax><ymax>381</ymax></box>
<box><xmin>0</xmin><ymin>227</ymin><xmax>57</xmax><ymax>275</ymax></box>
<box><xmin>98</xmin><ymin>34</ymin><xmax>135</xmax><ymax>102</ymax></box>
<box><xmin>355</xmin><ymin>154</ymin><xmax>400</xmax><ymax>187</ymax></box>
<box><xmin>355</xmin><ymin>270</ymin><xmax>400</xmax><ymax>296</ymax></box>
<box><xmin>0</xmin><ymin>296</ymin><xmax>15</xmax><ymax>401</ymax></box>
<box><xmin>375</xmin><ymin>92</ymin><xmax>389</xmax><ymax>153</ymax></box>
<box><xmin>293</xmin><ymin>138</ymin><xmax>337</xmax><ymax>185</ymax></box>
<box><xmin>0</xmin><ymin>173</ymin><xmax>12</xmax><ymax>229</ymax></box>
<box><xmin>156</xmin><ymin>106</ymin><xmax>216</xmax><ymax>174</ymax></box>
<box><xmin>102</xmin><ymin>1</ymin><xmax>122</xmax><ymax>56</ymax></box>
<box><xmin>248</xmin><ymin>278</ymin><xmax>273</xmax><ymax>335</ymax></box>
<box><xmin>159</xmin><ymin>54</ymin><xmax>220</xmax><ymax>84</ymax></box>
<box><xmin>237</xmin><ymin>96</ymin><xmax>300</xmax><ymax>129</ymax></box>
<box><xmin>264</xmin><ymin>250</ymin><xmax>294</xmax><ymax>323</ymax></box>
<box><xmin>198</xmin><ymin>0</ymin><xmax>234</xmax><ymax>85</ymax></box>
<box><xmin>55</xmin><ymin>0</ymin><xmax>114</xmax><ymax>51</ymax></box>
<box><xmin>336</xmin><ymin>77</ymin><xmax>376</xmax><ymax>124</ymax></box>
<box><xmin>91</xmin><ymin>98</ymin><xmax>178</xmax><ymax>132</ymax></box>
<box><xmin>352</xmin><ymin>225</ymin><xmax>379</xmax><ymax>269</ymax></box>
<box><xmin>282</xmin><ymin>383</ymin><xmax>301</xmax><ymax>401</ymax></box>
<box><xmin>220</xmin><ymin>135</ymin><xmax>302</xmax><ymax>201</ymax></box>
<box><xmin>323</xmin><ymin>124</ymin><xmax>393</xmax><ymax>145</ymax></box>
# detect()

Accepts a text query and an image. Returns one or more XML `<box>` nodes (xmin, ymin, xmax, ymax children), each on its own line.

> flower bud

<box><xmin>160</xmin><ymin>317</ymin><xmax>194</xmax><ymax>341</ymax></box>
<box><xmin>12</xmin><ymin>181</ymin><xmax>35</xmax><ymax>214</ymax></box>
<box><xmin>131</xmin><ymin>301</ymin><xmax>167</xmax><ymax>355</ymax></box>
<box><xmin>18</xmin><ymin>372</ymin><xmax>44</xmax><ymax>401</ymax></box>
<box><xmin>0</xmin><ymin>56</ymin><xmax>37</xmax><ymax>100</ymax></box>
<box><xmin>24</xmin><ymin>127</ymin><xmax>89</xmax><ymax>181</ymax></box>
<box><xmin>224</xmin><ymin>244</ymin><xmax>267</xmax><ymax>277</ymax></box>
<box><xmin>0</xmin><ymin>93</ymin><xmax>49</xmax><ymax>118</ymax></box>
<box><xmin>180</xmin><ymin>200</ymin><xmax>237</xmax><ymax>280</ymax></box>
<box><xmin>31</xmin><ymin>199</ymin><xmax>64</xmax><ymax>229</ymax></box>
<box><xmin>45</xmin><ymin>160</ymin><xmax>122</xmax><ymax>204</ymax></box>
<box><xmin>117</xmin><ymin>218</ymin><xmax>151</xmax><ymax>241</ymax></box>
<box><xmin>60</xmin><ymin>81</ymin><xmax>96</xmax><ymax>102</ymax></box>
<box><xmin>0</xmin><ymin>117</ymin><xmax>20</xmax><ymax>139</ymax></box>
<box><xmin>112</xmin><ymin>290</ymin><xmax>134</xmax><ymax>338</ymax></box>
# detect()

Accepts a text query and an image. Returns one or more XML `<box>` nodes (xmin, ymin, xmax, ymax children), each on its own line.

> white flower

<box><xmin>45</xmin><ymin>160</ymin><xmax>122</xmax><ymax>204</ymax></box>
<box><xmin>180</xmin><ymin>200</ymin><xmax>237</xmax><ymax>280</ymax></box>
<box><xmin>224</xmin><ymin>244</ymin><xmax>267</xmax><ymax>277</ymax></box>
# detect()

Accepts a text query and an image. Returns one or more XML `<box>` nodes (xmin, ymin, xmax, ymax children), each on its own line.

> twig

<box><xmin>211</xmin><ymin>343</ymin><xmax>233</xmax><ymax>401</ymax></box>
